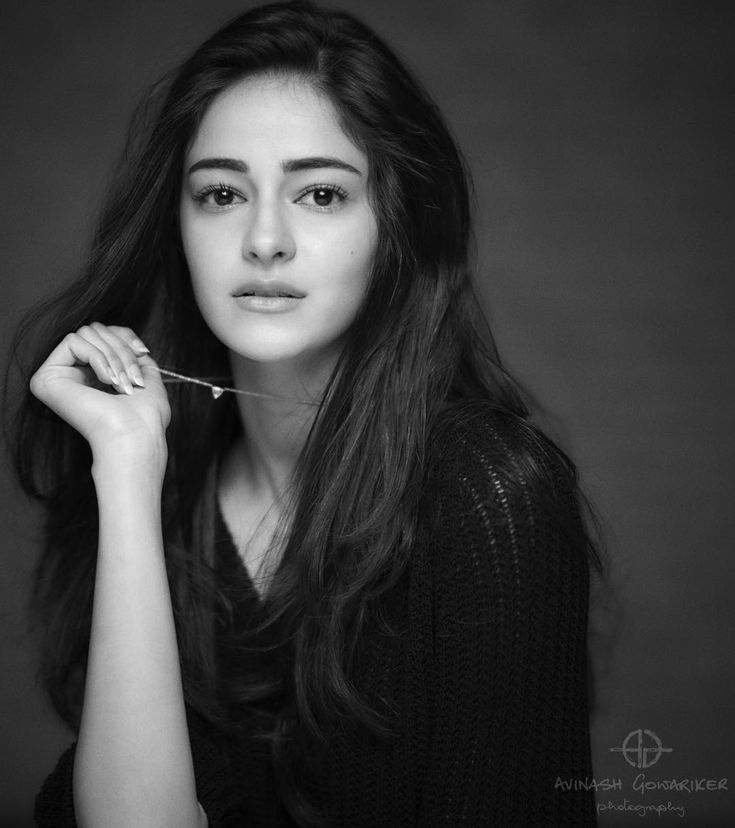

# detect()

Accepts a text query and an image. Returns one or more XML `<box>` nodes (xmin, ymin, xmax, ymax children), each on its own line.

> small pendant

<box><xmin>211</xmin><ymin>386</ymin><xmax>224</xmax><ymax>399</ymax></box>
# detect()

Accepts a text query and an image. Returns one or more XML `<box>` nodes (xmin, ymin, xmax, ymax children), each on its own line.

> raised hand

<box><xmin>29</xmin><ymin>323</ymin><xmax>171</xmax><ymax>466</ymax></box>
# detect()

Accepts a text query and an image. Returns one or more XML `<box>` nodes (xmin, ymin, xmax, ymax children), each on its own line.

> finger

<box><xmin>134</xmin><ymin>351</ymin><xmax>168</xmax><ymax>390</ymax></box>
<box><xmin>41</xmin><ymin>332</ymin><xmax>117</xmax><ymax>390</ymax></box>
<box><xmin>89</xmin><ymin>323</ymin><xmax>146</xmax><ymax>390</ymax></box>
<box><xmin>75</xmin><ymin>329</ymin><xmax>139</xmax><ymax>395</ymax></box>
<box><xmin>107</xmin><ymin>325</ymin><xmax>150</xmax><ymax>357</ymax></box>
<box><xmin>105</xmin><ymin>326</ymin><xmax>153</xmax><ymax>389</ymax></box>
<box><xmin>108</xmin><ymin>328</ymin><xmax>172</xmax><ymax>396</ymax></box>
<box><xmin>74</xmin><ymin>325</ymin><xmax>132</xmax><ymax>393</ymax></box>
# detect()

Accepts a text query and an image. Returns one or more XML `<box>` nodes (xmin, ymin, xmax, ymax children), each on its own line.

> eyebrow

<box><xmin>187</xmin><ymin>156</ymin><xmax>362</xmax><ymax>176</ymax></box>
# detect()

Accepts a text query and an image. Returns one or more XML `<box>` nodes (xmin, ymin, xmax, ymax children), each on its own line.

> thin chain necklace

<box><xmin>155</xmin><ymin>366</ymin><xmax>320</xmax><ymax>406</ymax></box>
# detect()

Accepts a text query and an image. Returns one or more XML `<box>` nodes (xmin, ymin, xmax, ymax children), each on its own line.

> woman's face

<box><xmin>180</xmin><ymin>75</ymin><xmax>377</xmax><ymax>373</ymax></box>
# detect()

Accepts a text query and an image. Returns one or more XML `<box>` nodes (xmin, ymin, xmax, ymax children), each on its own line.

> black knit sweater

<box><xmin>35</xmin><ymin>404</ymin><xmax>597</xmax><ymax>826</ymax></box>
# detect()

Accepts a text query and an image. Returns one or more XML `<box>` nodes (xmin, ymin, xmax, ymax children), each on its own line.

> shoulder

<box><xmin>419</xmin><ymin>399</ymin><xmax>590</xmax><ymax>602</ymax></box>
<box><xmin>425</xmin><ymin>398</ymin><xmax>578</xmax><ymax>512</ymax></box>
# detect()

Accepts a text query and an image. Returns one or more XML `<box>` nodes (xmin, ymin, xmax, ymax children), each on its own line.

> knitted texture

<box><xmin>35</xmin><ymin>403</ymin><xmax>596</xmax><ymax>826</ymax></box>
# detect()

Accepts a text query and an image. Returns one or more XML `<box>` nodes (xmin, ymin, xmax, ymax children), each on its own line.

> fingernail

<box><xmin>108</xmin><ymin>368</ymin><xmax>120</xmax><ymax>384</ymax></box>
<box><xmin>129</xmin><ymin>363</ymin><xmax>146</xmax><ymax>388</ymax></box>
<box><xmin>121</xmin><ymin>373</ymin><xmax>134</xmax><ymax>395</ymax></box>
<box><xmin>132</xmin><ymin>339</ymin><xmax>150</xmax><ymax>355</ymax></box>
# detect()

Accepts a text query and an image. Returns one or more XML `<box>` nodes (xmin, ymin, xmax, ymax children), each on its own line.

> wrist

<box><xmin>91</xmin><ymin>434</ymin><xmax>168</xmax><ymax>487</ymax></box>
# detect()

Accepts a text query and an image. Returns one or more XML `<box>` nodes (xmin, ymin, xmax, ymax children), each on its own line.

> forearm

<box><xmin>74</xmin><ymin>450</ymin><xmax>205</xmax><ymax>828</ymax></box>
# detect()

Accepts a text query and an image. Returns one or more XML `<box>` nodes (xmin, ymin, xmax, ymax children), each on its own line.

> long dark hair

<box><xmin>6</xmin><ymin>2</ymin><xmax>596</xmax><ymax>824</ymax></box>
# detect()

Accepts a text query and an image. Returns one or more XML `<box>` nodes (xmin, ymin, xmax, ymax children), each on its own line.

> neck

<box><xmin>227</xmin><ymin>352</ymin><xmax>333</xmax><ymax>499</ymax></box>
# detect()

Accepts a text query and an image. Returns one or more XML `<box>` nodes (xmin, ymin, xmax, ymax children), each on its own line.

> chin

<box><xmin>227</xmin><ymin>337</ymin><xmax>338</xmax><ymax>366</ymax></box>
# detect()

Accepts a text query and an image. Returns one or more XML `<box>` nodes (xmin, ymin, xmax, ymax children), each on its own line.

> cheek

<box><xmin>180</xmin><ymin>231</ymin><xmax>223</xmax><ymax>327</ymax></box>
<box><xmin>181</xmin><ymin>225</ymin><xmax>229</xmax><ymax>308</ymax></box>
<box><xmin>343</xmin><ymin>216</ymin><xmax>378</xmax><ymax>288</ymax></box>
<box><xmin>181</xmin><ymin>220</ymin><xmax>211</xmax><ymax>275</ymax></box>
<box><xmin>330</xmin><ymin>243</ymin><xmax>374</xmax><ymax>316</ymax></box>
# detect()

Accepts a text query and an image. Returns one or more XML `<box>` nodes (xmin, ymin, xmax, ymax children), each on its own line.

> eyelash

<box><xmin>296</xmin><ymin>183</ymin><xmax>349</xmax><ymax>208</ymax></box>
<box><xmin>192</xmin><ymin>183</ymin><xmax>243</xmax><ymax>206</ymax></box>
<box><xmin>192</xmin><ymin>182</ymin><xmax>349</xmax><ymax>210</ymax></box>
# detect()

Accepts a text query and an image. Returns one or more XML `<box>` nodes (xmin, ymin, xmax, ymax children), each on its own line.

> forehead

<box><xmin>186</xmin><ymin>74</ymin><xmax>366</xmax><ymax>167</ymax></box>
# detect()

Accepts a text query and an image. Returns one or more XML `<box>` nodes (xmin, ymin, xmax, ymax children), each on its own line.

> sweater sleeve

<box><xmin>418</xmin><ymin>410</ymin><xmax>597</xmax><ymax>826</ymax></box>
<box><xmin>34</xmin><ymin>708</ymin><xmax>245</xmax><ymax>827</ymax></box>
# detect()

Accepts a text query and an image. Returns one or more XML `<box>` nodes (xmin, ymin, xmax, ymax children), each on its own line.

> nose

<box><xmin>242</xmin><ymin>197</ymin><xmax>295</xmax><ymax>265</ymax></box>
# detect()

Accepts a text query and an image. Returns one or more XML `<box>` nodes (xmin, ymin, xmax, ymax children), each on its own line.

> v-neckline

<box><xmin>214</xmin><ymin>495</ymin><xmax>269</xmax><ymax>608</ymax></box>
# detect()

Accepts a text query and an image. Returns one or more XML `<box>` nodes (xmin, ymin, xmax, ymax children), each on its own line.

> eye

<box><xmin>193</xmin><ymin>184</ymin><xmax>245</xmax><ymax>209</ymax></box>
<box><xmin>296</xmin><ymin>184</ymin><xmax>348</xmax><ymax>211</ymax></box>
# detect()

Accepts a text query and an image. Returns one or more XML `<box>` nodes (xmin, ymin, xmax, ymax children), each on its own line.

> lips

<box><xmin>232</xmin><ymin>279</ymin><xmax>305</xmax><ymax>299</ymax></box>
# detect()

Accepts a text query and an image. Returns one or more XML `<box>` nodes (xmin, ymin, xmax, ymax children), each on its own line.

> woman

<box><xmin>9</xmin><ymin>2</ymin><xmax>598</xmax><ymax>825</ymax></box>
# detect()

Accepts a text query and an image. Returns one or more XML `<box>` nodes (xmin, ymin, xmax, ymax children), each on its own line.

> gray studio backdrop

<box><xmin>2</xmin><ymin>2</ymin><xmax>733</xmax><ymax>826</ymax></box>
